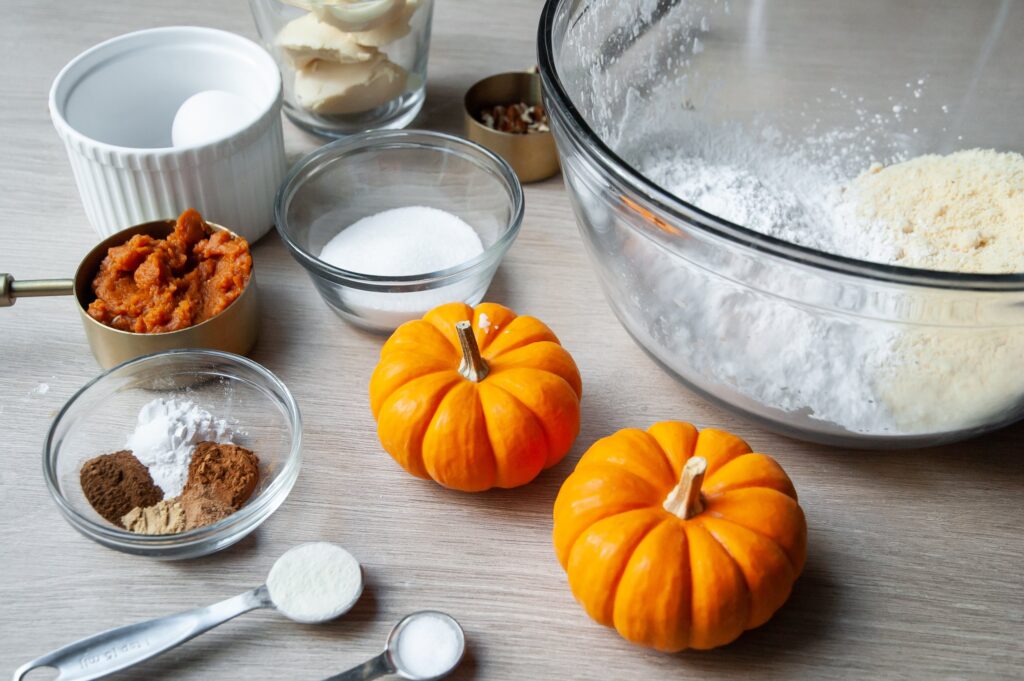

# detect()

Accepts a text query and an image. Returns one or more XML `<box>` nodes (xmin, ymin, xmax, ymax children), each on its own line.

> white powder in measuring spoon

<box><xmin>125</xmin><ymin>398</ymin><xmax>235</xmax><ymax>497</ymax></box>
<box><xmin>320</xmin><ymin>206</ymin><xmax>484</xmax><ymax>276</ymax></box>
<box><xmin>395</xmin><ymin>613</ymin><xmax>463</xmax><ymax>679</ymax></box>
<box><xmin>266</xmin><ymin>543</ymin><xmax>363</xmax><ymax>623</ymax></box>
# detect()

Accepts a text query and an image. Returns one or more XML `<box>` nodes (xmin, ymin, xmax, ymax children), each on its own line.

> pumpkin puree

<box><xmin>88</xmin><ymin>209</ymin><xmax>252</xmax><ymax>334</ymax></box>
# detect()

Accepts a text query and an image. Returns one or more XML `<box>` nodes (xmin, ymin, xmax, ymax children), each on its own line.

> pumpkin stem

<box><xmin>663</xmin><ymin>456</ymin><xmax>707</xmax><ymax>520</ymax></box>
<box><xmin>456</xmin><ymin>320</ymin><xmax>490</xmax><ymax>382</ymax></box>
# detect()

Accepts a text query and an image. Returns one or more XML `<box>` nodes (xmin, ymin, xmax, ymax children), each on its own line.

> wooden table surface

<box><xmin>1</xmin><ymin>1</ymin><xmax>1022</xmax><ymax>679</ymax></box>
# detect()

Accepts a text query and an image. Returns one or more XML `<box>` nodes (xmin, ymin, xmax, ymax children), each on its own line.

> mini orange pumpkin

<box><xmin>369</xmin><ymin>302</ymin><xmax>583</xmax><ymax>492</ymax></box>
<box><xmin>553</xmin><ymin>421</ymin><xmax>806</xmax><ymax>652</ymax></box>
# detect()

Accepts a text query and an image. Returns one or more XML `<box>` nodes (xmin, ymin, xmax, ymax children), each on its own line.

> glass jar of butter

<box><xmin>249</xmin><ymin>0</ymin><xmax>434</xmax><ymax>137</ymax></box>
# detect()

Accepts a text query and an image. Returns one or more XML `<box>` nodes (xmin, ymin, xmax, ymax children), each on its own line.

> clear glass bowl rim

<box><xmin>537</xmin><ymin>0</ymin><xmax>1024</xmax><ymax>292</ymax></box>
<box><xmin>43</xmin><ymin>348</ymin><xmax>303</xmax><ymax>550</ymax></box>
<box><xmin>274</xmin><ymin>129</ymin><xmax>525</xmax><ymax>290</ymax></box>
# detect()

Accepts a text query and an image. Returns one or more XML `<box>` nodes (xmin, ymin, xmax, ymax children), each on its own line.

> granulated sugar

<box><xmin>320</xmin><ymin>206</ymin><xmax>484</xmax><ymax>276</ymax></box>
<box><xmin>317</xmin><ymin>206</ymin><xmax>487</xmax><ymax>327</ymax></box>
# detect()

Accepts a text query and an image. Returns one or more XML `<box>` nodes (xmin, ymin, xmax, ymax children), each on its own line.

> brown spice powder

<box><xmin>80</xmin><ymin>451</ymin><xmax>163</xmax><ymax>527</ymax></box>
<box><xmin>180</xmin><ymin>484</ymin><xmax>237</xmax><ymax>530</ymax></box>
<box><xmin>85</xmin><ymin>441</ymin><xmax>261</xmax><ymax>535</ymax></box>
<box><xmin>121</xmin><ymin>498</ymin><xmax>187</xmax><ymax>535</ymax></box>
<box><xmin>184</xmin><ymin>442</ymin><xmax>260</xmax><ymax>509</ymax></box>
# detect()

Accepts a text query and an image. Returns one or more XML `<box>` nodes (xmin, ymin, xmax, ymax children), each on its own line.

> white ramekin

<box><xmin>49</xmin><ymin>26</ymin><xmax>287</xmax><ymax>242</ymax></box>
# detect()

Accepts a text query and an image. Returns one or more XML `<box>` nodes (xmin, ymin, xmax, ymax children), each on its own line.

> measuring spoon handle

<box><xmin>12</xmin><ymin>585</ymin><xmax>271</xmax><ymax>681</ymax></box>
<box><xmin>0</xmin><ymin>274</ymin><xmax>75</xmax><ymax>307</ymax></box>
<box><xmin>322</xmin><ymin>652</ymin><xmax>395</xmax><ymax>681</ymax></box>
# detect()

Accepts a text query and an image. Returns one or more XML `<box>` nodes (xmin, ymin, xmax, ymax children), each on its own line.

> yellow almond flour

<box><xmin>849</xmin><ymin>149</ymin><xmax>1024</xmax><ymax>274</ymax></box>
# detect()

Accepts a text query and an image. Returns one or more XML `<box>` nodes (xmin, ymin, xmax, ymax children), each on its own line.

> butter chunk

<box><xmin>312</xmin><ymin>0</ymin><xmax>406</xmax><ymax>32</ymax></box>
<box><xmin>277</xmin><ymin>12</ymin><xmax>378</xmax><ymax>68</ymax></box>
<box><xmin>350</xmin><ymin>0</ymin><xmax>421</xmax><ymax>47</ymax></box>
<box><xmin>295</xmin><ymin>57</ymin><xmax>408</xmax><ymax>115</ymax></box>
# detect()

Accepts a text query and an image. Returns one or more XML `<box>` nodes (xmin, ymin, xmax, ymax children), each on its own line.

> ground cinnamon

<box><xmin>80</xmin><ymin>451</ymin><xmax>163</xmax><ymax>527</ymax></box>
<box><xmin>184</xmin><ymin>442</ymin><xmax>260</xmax><ymax>509</ymax></box>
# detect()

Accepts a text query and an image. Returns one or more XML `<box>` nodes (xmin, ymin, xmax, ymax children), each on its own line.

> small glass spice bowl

<box><xmin>44</xmin><ymin>350</ymin><xmax>302</xmax><ymax>560</ymax></box>
<box><xmin>276</xmin><ymin>129</ymin><xmax>524</xmax><ymax>333</ymax></box>
<box><xmin>249</xmin><ymin>0</ymin><xmax>434</xmax><ymax>137</ymax></box>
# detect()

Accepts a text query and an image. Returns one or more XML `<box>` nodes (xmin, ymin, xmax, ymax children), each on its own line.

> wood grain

<box><xmin>1</xmin><ymin>1</ymin><xmax>1022</xmax><ymax>679</ymax></box>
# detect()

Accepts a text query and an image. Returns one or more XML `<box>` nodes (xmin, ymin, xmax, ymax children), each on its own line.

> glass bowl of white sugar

<box><xmin>276</xmin><ymin>129</ymin><xmax>523</xmax><ymax>333</ymax></box>
<box><xmin>540</xmin><ymin>0</ymin><xmax>1024</xmax><ymax>447</ymax></box>
<box><xmin>44</xmin><ymin>349</ymin><xmax>302</xmax><ymax>559</ymax></box>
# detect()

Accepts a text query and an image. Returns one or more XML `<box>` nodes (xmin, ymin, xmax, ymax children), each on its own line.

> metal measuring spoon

<box><xmin>324</xmin><ymin>611</ymin><xmax>466</xmax><ymax>681</ymax></box>
<box><xmin>13</xmin><ymin>543</ymin><xmax>363</xmax><ymax>681</ymax></box>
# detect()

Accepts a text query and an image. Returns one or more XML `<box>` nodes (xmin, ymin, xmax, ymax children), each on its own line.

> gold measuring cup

<box><xmin>1</xmin><ymin>220</ymin><xmax>258</xmax><ymax>369</ymax></box>
<box><xmin>464</xmin><ymin>70</ymin><xmax>561</xmax><ymax>184</ymax></box>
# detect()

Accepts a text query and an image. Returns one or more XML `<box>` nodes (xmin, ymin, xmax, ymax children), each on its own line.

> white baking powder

<box><xmin>396</xmin><ymin>613</ymin><xmax>462</xmax><ymax>679</ymax></box>
<box><xmin>125</xmin><ymin>398</ymin><xmax>235</xmax><ymax>497</ymax></box>
<box><xmin>266</xmin><ymin>543</ymin><xmax>363</xmax><ymax>623</ymax></box>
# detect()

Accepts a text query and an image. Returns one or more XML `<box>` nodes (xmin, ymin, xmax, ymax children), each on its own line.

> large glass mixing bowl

<box><xmin>539</xmin><ymin>0</ymin><xmax>1024</xmax><ymax>447</ymax></box>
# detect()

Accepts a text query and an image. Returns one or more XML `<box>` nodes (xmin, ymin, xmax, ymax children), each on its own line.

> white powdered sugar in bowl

<box><xmin>548</xmin><ymin>0</ymin><xmax>1024</xmax><ymax>442</ymax></box>
<box><xmin>631</xmin><ymin>126</ymin><xmax>1024</xmax><ymax>436</ymax></box>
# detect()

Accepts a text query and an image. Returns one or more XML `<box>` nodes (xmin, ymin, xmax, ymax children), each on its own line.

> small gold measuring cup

<box><xmin>1</xmin><ymin>220</ymin><xmax>258</xmax><ymax>368</ymax></box>
<box><xmin>464</xmin><ymin>69</ymin><xmax>561</xmax><ymax>184</ymax></box>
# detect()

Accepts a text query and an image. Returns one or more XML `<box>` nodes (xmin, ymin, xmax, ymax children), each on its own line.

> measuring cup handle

<box><xmin>12</xmin><ymin>586</ymin><xmax>270</xmax><ymax>681</ymax></box>
<box><xmin>321</xmin><ymin>652</ymin><xmax>395</xmax><ymax>681</ymax></box>
<box><xmin>0</xmin><ymin>274</ymin><xmax>75</xmax><ymax>307</ymax></box>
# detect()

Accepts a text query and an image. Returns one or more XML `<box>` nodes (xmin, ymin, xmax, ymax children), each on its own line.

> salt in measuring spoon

<box><xmin>324</xmin><ymin>611</ymin><xmax>466</xmax><ymax>681</ymax></box>
<box><xmin>13</xmin><ymin>543</ymin><xmax>363</xmax><ymax>681</ymax></box>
